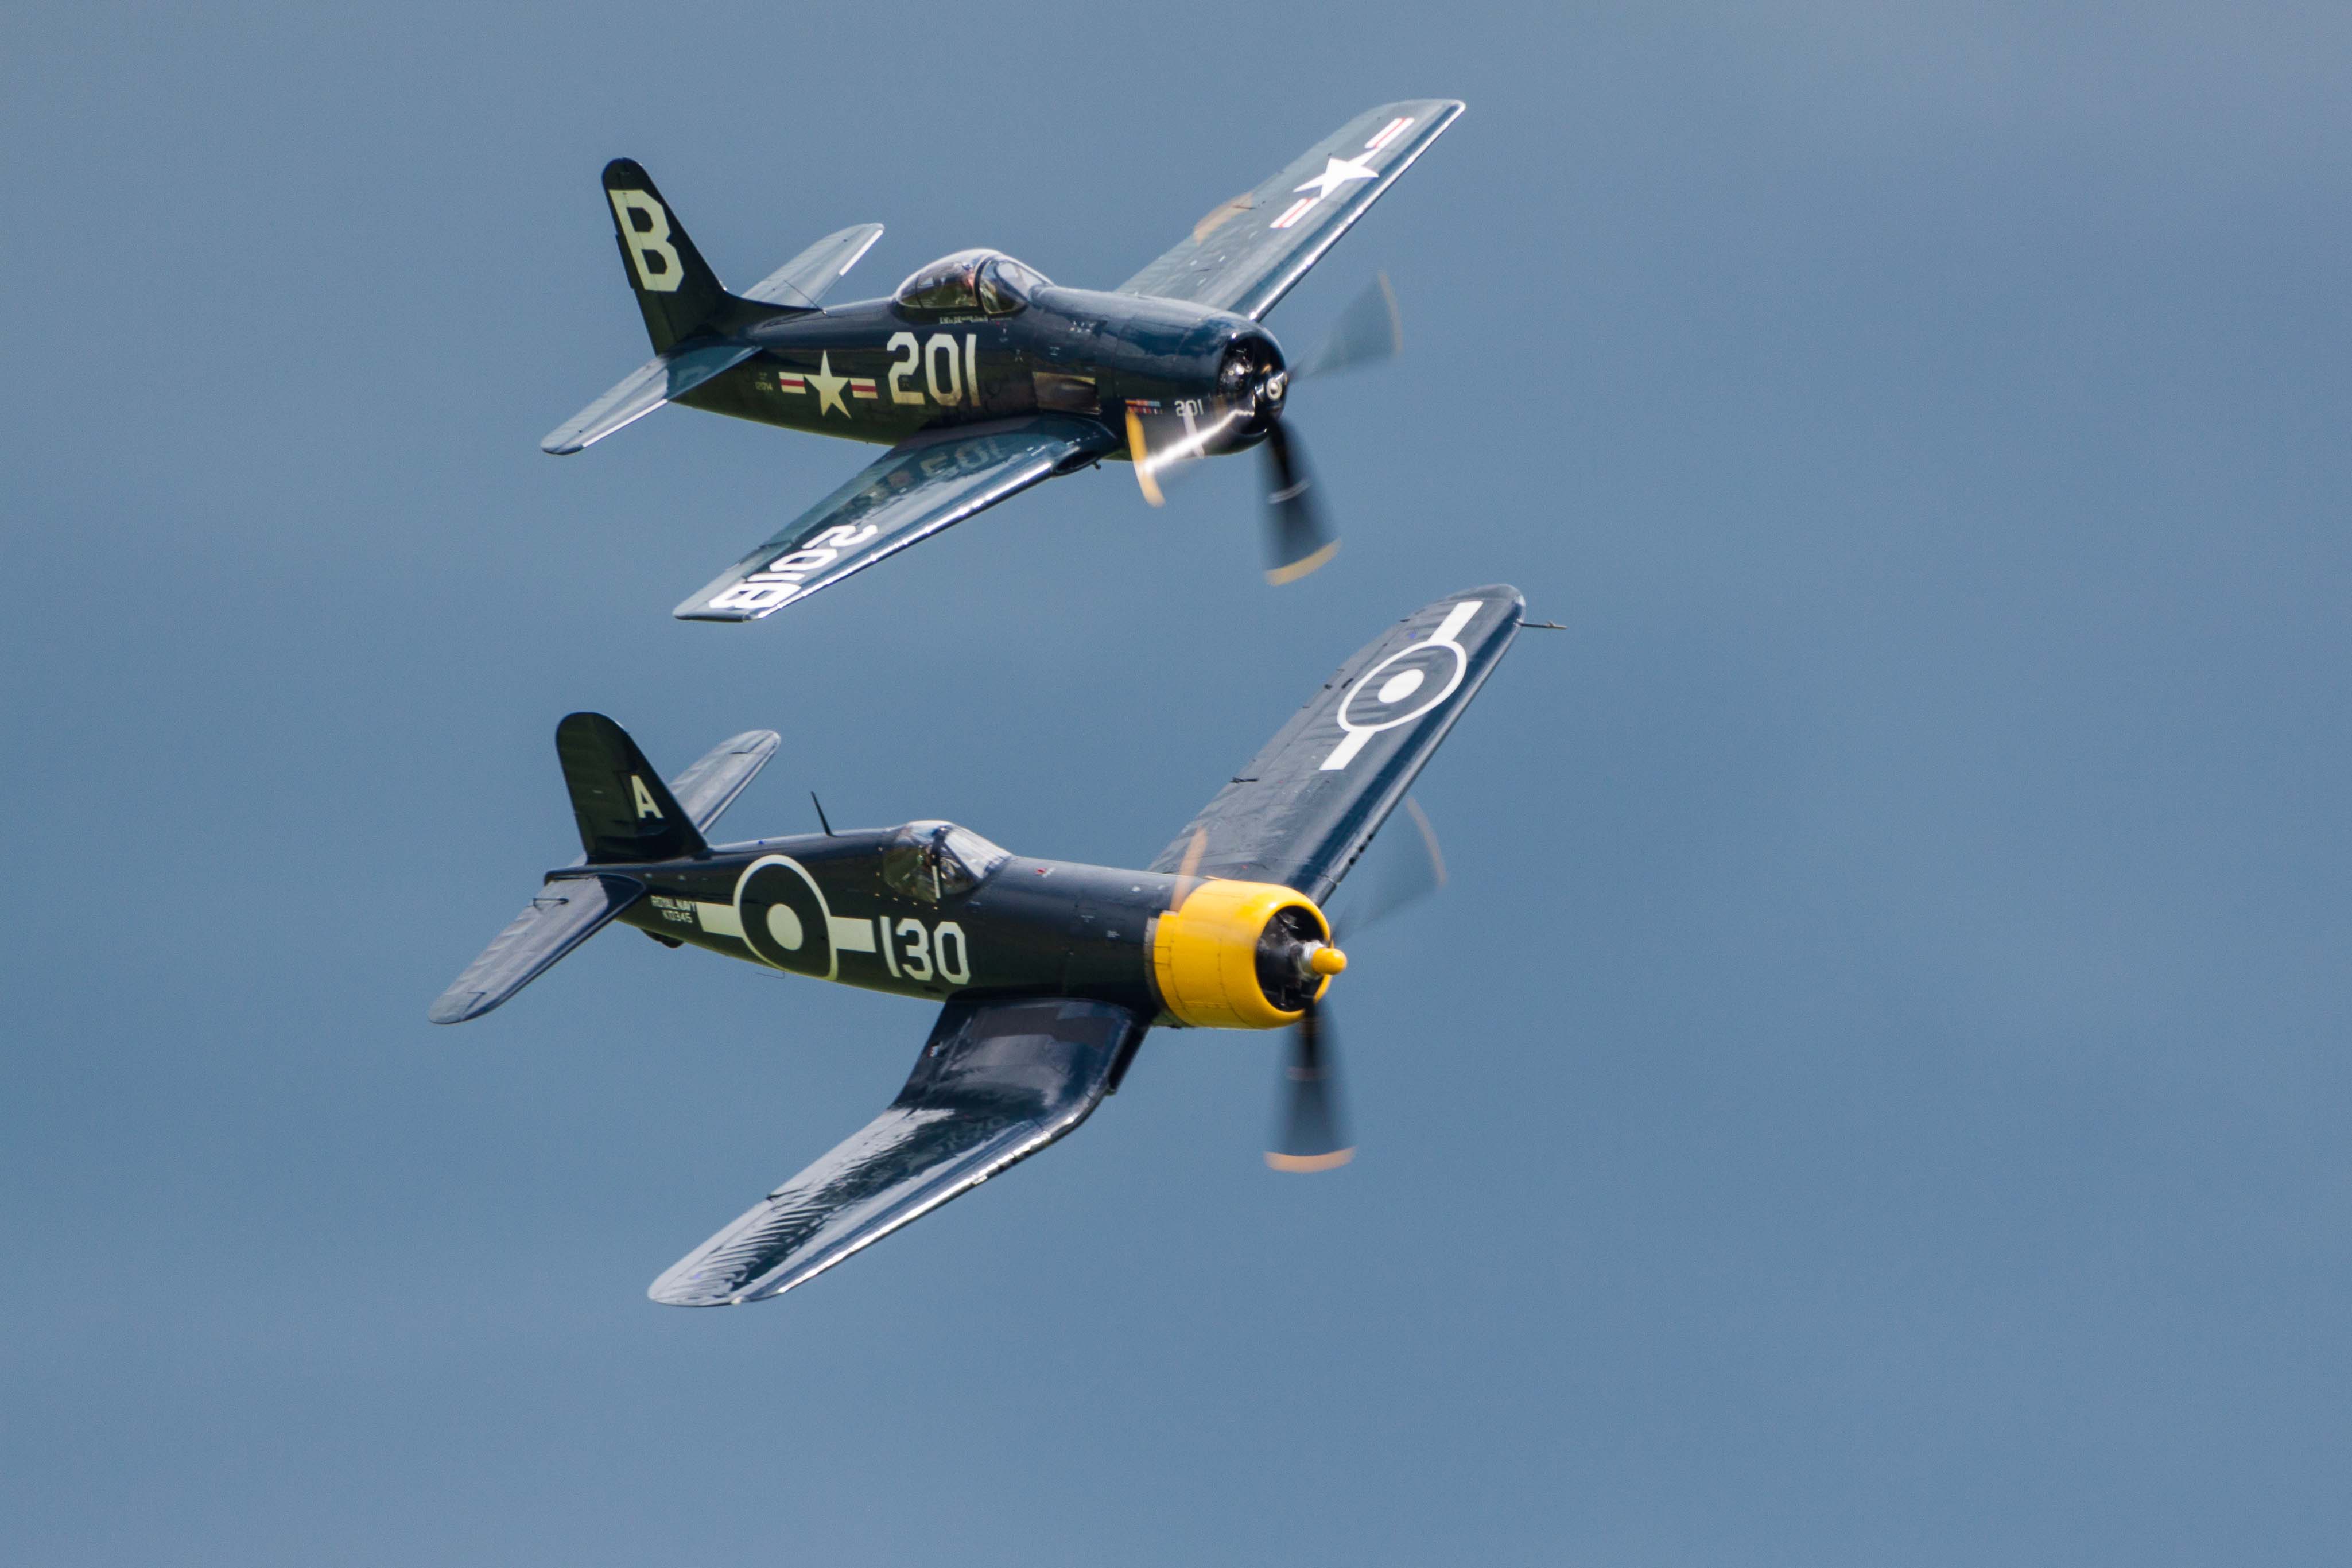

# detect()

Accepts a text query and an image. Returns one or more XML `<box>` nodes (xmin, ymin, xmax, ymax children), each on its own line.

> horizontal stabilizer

<box><xmin>667</xmin><ymin>729</ymin><xmax>779</xmax><ymax>833</ymax></box>
<box><xmin>742</xmin><ymin>224</ymin><xmax>884</xmax><ymax>309</ymax></box>
<box><xmin>428</xmin><ymin>872</ymin><xmax>643</xmax><ymax>1025</ymax></box>
<box><xmin>542</xmin><ymin>341</ymin><xmax>759</xmax><ymax>455</ymax></box>
<box><xmin>430</xmin><ymin>720</ymin><xmax>773</xmax><ymax>1026</ymax></box>
<box><xmin>650</xmin><ymin>999</ymin><xmax>1146</xmax><ymax>1305</ymax></box>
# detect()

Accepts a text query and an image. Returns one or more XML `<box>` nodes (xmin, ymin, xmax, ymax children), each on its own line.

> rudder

<box><xmin>557</xmin><ymin>712</ymin><xmax>707</xmax><ymax>863</ymax></box>
<box><xmin>603</xmin><ymin>159</ymin><xmax>730</xmax><ymax>353</ymax></box>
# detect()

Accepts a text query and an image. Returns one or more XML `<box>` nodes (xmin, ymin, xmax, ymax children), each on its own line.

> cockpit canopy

<box><xmin>881</xmin><ymin>820</ymin><xmax>1010</xmax><ymax>902</ymax></box>
<box><xmin>894</xmin><ymin>250</ymin><xmax>1051</xmax><ymax>316</ymax></box>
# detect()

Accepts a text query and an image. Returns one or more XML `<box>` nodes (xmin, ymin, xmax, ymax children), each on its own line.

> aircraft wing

<box><xmin>649</xmin><ymin>998</ymin><xmax>1147</xmax><ymax>1305</ymax></box>
<box><xmin>674</xmin><ymin>415</ymin><xmax>1119</xmax><ymax>622</ymax></box>
<box><xmin>1148</xmin><ymin>585</ymin><xmax>1523</xmax><ymax>905</ymax></box>
<box><xmin>1118</xmin><ymin>99</ymin><xmax>1464</xmax><ymax>322</ymax></box>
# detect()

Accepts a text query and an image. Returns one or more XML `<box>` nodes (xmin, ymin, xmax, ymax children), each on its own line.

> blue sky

<box><xmin>6</xmin><ymin>4</ymin><xmax>2351</xmax><ymax>1563</ymax></box>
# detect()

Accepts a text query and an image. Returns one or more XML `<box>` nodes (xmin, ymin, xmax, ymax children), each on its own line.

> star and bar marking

<box><xmin>767</xmin><ymin>352</ymin><xmax>879</xmax><ymax>418</ymax></box>
<box><xmin>1269</xmin><ymin>114</ymin><xmax>1415</xmax><ymax>231</ymax></box>
<box><xmin>806</xmin><ymin>353</ymin><xmax>849</xmax><ymax>417</ymax></box>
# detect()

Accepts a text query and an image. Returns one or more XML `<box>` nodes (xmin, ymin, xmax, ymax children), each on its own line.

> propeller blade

<box><xmin>1127</xmin><ymin>401</ymin><xmax>1249</xmax><ymax>508</ymax></box>
<box><xmin>1330</xmin><ymin>797</ymin><xmax>1447</xmax><ymax>940</ymax></box>
<box><xmin>1300</xmin><ymin>273</ymin><xmax>1404</xmax><ymax>379</ymax></box>
<box><xmin>1260</xmin><ymin>421</ymin><xmax>1339</xmax><ymax>585</ymax></box>
<box><xmin>1124</xmin><ymin>407</ymin><xmax>1166</xmax><ymax>507</ymax></box>
<box><xmin>1268</xmin><ymin>1000</ymin><xmax>1353</xmax><ymax>1171</ymax></box>
<box><xmin>1169</xmin><ymin>826</ymin><xmax>1208</xmax><ymax>911</ymax></box>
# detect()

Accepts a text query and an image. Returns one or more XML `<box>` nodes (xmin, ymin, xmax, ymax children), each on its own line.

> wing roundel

<box><xmin>1148</xmin><ymin>586</ymin><xmax>1524</xmax><ymax>905</ymax></box>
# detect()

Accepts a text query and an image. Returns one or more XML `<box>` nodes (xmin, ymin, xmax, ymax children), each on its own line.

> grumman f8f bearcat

<box><xmin>544</xmin><ymin>100</ymin><xmax>1462</xmax><ymax>622</ymax></box>
<box><xmin>431</xmin><ymin>588</ymin><xmax>1522</xmax><ymax>1305</ymax></box>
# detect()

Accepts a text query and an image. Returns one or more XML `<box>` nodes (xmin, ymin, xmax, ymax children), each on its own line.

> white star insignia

<box><xmin>807</xmin><ymin>351</ymin><xmax>850</xmax><ymax>418</ymax></box>
<box><xmin>1294</xmin><ymin>154</ymin><xmax>1379</xmax><ymax>201</ymax></box>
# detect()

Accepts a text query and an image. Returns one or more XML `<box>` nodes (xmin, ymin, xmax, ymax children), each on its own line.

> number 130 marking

<box><xmin>875</xmin><ymin>917</ymin><xmax>971</xmax><ymax>985</ymax></box>
<box><xmin>887</xmin><ymin>332</ymin><xmax>981</xmax><ymax>409</ymax></box>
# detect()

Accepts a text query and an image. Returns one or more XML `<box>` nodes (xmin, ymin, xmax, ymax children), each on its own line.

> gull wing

<box><xmin>650</xmin><ymin>999</ymin><xmax>1147</xmax><ymax>1306</ymax></box>
<box><xmin>1118</xmin><ymin>99</ymin><xmax>1464</xmax><ymax>322</ymax></box>
<box><xmin>1148</xmin><ymin>586</ymin><xmax>1523</xmax><ymax>905</ymax></box>
<box><xmin>673</xmin><ymin>415</ymin><xmax>1119</xmax><ymax>622</ymax></box>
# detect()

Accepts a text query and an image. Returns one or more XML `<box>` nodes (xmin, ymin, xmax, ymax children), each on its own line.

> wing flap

<box><xmin>1119</xmin><ymin>99</ymin><xmax>1464</xmax><ymax>321</ymax></box>
<box><xmin>674</xmin><ymin>415</ymin><xmax>1119</xmax><ymax>622</ymax></box>
<box><xmin>741</xmin><ymin>224</ymin><xmax>884</xmax><ymax>309</ymax></box>
<box><xmin>649</xmin><ymin>999</ymin><xmax>1146</xmax><ymax>1305</ymax></box>
<box><xmin>541</xmin><ymin>341</ymin><xmax>760</xmax><ymax>455</ymax></box>
<box><xmin>427</xmin><ymin>872</ymin><xmax>644</xmax><ymax>1025</ymax></box>
<box><xmin>1149</xmin><ymin>587</ymin><xmax>1523</xmax><ymax>904</ymax></box>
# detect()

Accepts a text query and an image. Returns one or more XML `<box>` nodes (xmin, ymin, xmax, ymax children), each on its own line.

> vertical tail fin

<box><xmin>601</xmin><ymin>159</ymin><xmax>732</xmax><ymax>353</ymax></box>
<box><xmin>557</xmin><ymin>712</ymin><xmax>708</xmax><ymax>864</ymax></box>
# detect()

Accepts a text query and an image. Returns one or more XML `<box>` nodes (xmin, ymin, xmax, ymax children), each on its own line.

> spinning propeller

<box><xmin>1125</xmin><ymin>273</ymin><xmax>1406</xmax><ymax>585</ymax></box>
<box><xmin>1175</xmin><ymin>794</ymin><xmax>1447</xmax><ymax>1173</ymax></box>
<box><xmin>1266</xmin><ymin>795</ymin><xmax>1446</xmax><ymax>1171</ymax></box>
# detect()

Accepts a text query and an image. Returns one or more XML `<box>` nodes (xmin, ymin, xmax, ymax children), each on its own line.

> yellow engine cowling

<box><xmin>1150</xmin><ymin>879</ymin><xmax>1339</xmax><ymax>1030</ymax></box>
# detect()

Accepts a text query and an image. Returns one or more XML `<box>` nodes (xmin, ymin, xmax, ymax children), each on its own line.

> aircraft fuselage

<box><xmin>672</xmin><ymin>286</ymin><xmax>1284</xmax><ymax>455</ymax></box>
<box><xmin>602</xmin><ymin>829</ymin><xmax>1183</xmax><ymax>1015</ymax></box>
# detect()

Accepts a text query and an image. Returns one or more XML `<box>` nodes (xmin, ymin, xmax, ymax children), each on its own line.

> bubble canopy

<box><xmin>893</xmin><ymin>250</ymin><xmax>1051</xmax><ymax>315</ymax></box>
<box><xmin>881</xmin><ymin>821</ymin><xmax>1011</xmax><ymax>902</ymax></box>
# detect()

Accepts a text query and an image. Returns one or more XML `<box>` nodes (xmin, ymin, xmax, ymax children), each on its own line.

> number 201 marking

<box><xmin>705</xmin><ymin>520</ymin><xmax>883</xmax><ymax>612</ymax></box>
<box><xmin>887</xmin><ymin>332</ymin><xmax>981</xmax><ymax>409</ymax></box>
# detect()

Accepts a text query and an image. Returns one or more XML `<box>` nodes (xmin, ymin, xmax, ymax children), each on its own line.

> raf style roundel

<box><xmin>1319</xmin><ymin>600</ymin><xmax>1484</xmax><ymax>771</ymax></box>
<box><xmin>735</xmin><ymin>855</ymin><xmax>835</xmax><ymax>979</ymax></box>
<box><xmin>1341</xmin><ymin>639</ymin><xmax>1464</xmax><ymax>731</ymax></box>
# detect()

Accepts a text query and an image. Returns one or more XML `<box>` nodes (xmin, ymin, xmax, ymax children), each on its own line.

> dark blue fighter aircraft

<box><xmin>432</xmin><ymin>587</ymin><xmax>1524</xmax><ymax>1304</ymax></box>
<box><xmin>544</xmin><ymin>100</ymin><xmax>1464</xmax><ymax>620</ymax></box>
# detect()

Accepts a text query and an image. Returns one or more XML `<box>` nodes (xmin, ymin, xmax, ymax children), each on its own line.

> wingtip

<box><xmin>647</xmin><ymin>1280</ymin><xmax>741</xmax><ymax>1308</ymax></box>
<box><xmin>426</xmin><ymin>991</ymin><xmax>488</xmax><ymax>1026</ymax></box>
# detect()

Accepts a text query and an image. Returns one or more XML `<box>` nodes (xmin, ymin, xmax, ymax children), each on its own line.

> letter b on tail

<box><xmin>608</xmin><ymin>189</ymin><xmax>684</xmax><ymax>293</ymax></box>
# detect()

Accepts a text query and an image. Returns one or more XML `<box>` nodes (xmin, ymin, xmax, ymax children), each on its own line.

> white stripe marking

<box><xmin>1365</xmin><ymin>115</ymin><xmax>1414</xmax><ymax>152</ymax></box>
<box><xmin>694</xmin><ymin>902</ymin><xmax>743</xmax><ymax>938</ymax></box>
<box><xmin>828</xmin><ymin>915</ymin><xmax>877</xmax><ymax>952</ymax></box>
<box><xmin>1431</xmin><ymin>599</ymin><xmax>1481</xmax><ymax>643</ymax></box>
<box><xmin>1321</xmin><ymin>725</ymin><xmax>1376</xmax><ymax>771</ymax></box>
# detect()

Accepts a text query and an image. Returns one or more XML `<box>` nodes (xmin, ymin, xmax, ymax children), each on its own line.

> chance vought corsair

<box><xmin>432</xmin><ymin>587</ymin><xmax>1526</xmax><ymax>1305</ymax></box>
<box><xmin>543</xmin><ymin>100</ymin><xmax>1463</xmax><ymax>620</ymax></box>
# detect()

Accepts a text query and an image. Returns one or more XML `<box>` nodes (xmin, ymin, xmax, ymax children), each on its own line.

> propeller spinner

<box><xmin>1125</xmin><ymin>273</ymin><xmax>1403</xmax><ymax>585</ymax></box>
